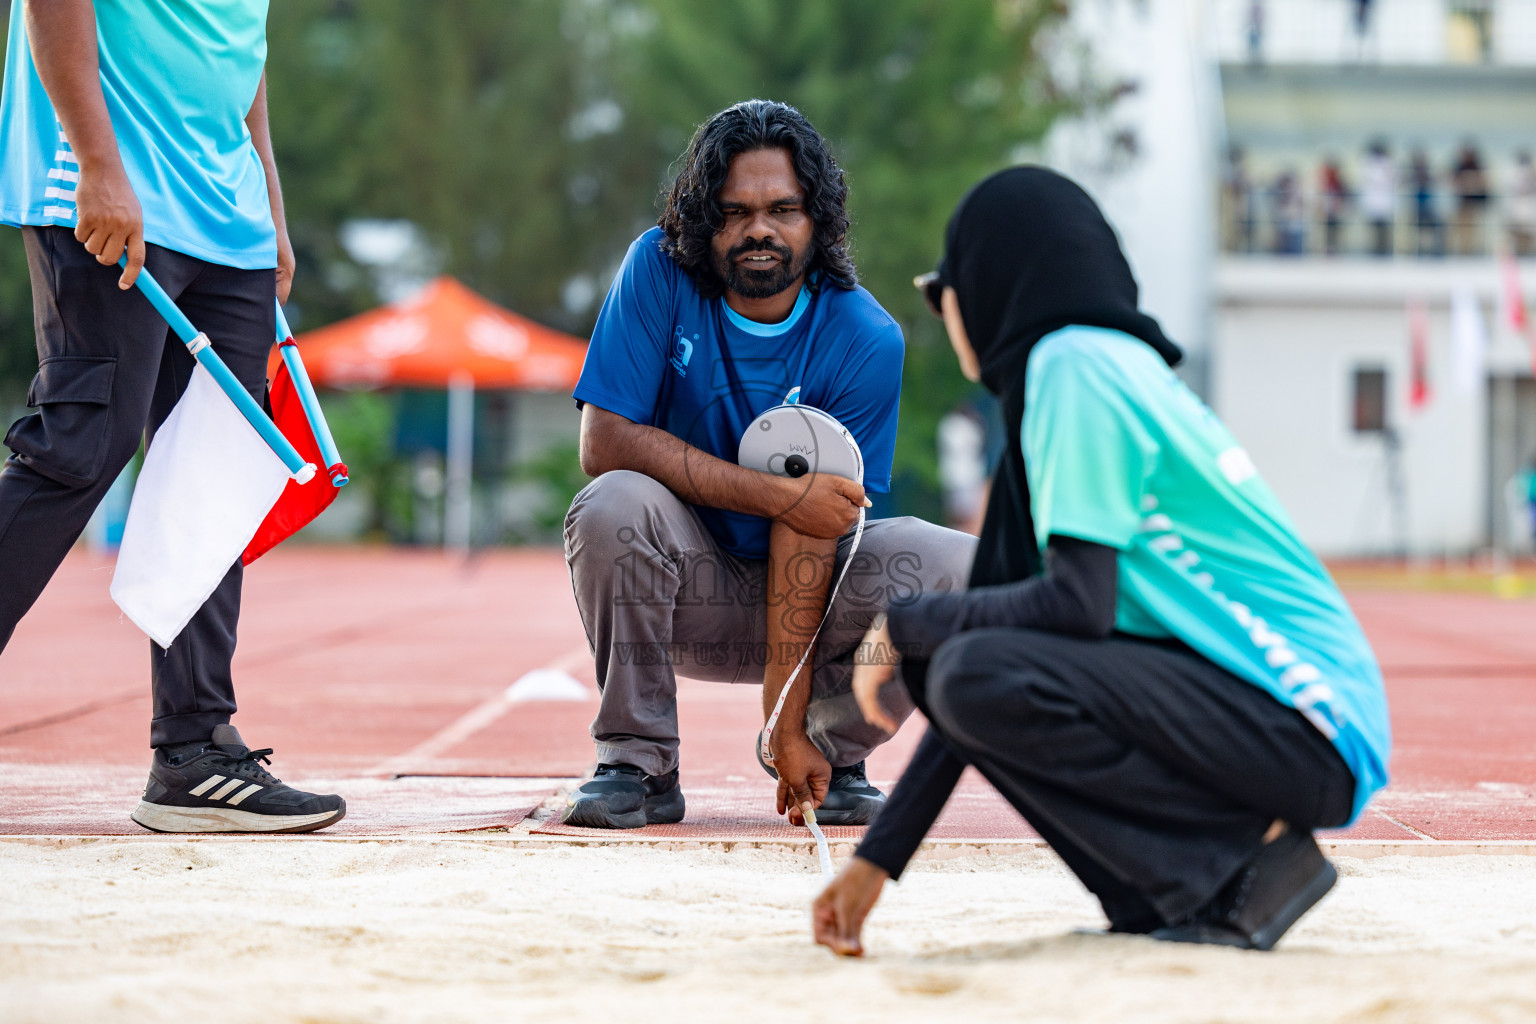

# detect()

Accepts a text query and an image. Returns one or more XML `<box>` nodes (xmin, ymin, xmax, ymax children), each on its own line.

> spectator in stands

<box><xmin>1319</xmin><ymin>158</ymin><xmax>1351</xmax><ymax>256</ymax></box>
<box><xmin>1351</xmin><ymin>0</ymin><xmax>1376</xmax><ymax>62</ymax></box>
<box><xmin>1246</xmin><ymin>1</ymin><xmax>1265</xmax><ymax>67</ymax></box>
<box><xmin>1528</xmin><ymin>457</ymin><xmax>1536</xmax><ymax>551</ymax></box>
<box><xmin>1272</xmin><ymin>170</ymin><xmax>1305</xmax><ymax>255</ymax></box>
<box><xmin>1508</xmin><ymin>151</ymin><xmax>1536</xmax><ymax>258</ymax></box>
<box><xmin>1223</xmin><ymin>146</ymin><xmax>1255</xmax><ymax>253</ymax></box>
<box><xmin>1452</xmin><ymin>143</ymin><xmax>1490</xmax><ymax>256</ymax></box>
<box><xmin>937</xmin><ymin>406</ymin><xmax>988</xmax><ymax>536</ymax></box>
<box><xmin>1410</xmin><ymin>149</ymin><xmax>1444</xmax><ymax>258</ymax></box>
<box><xmin>1361</xmin><ymin>141</ymin><xmax>1395</xmax><ymax>257</ymax></box>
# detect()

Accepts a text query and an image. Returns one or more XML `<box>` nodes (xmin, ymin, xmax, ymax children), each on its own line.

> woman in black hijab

<box><xmin>810</xmin><ymin>167</ymin><xmax>1387</xmax><ymax>955</ymax></box>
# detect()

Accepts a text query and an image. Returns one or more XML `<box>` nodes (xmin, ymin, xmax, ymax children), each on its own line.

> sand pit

<box><xmin>4</xmin><ymin>840</ymin><xmax>1536</xmax><ymax>1023</ymax></box>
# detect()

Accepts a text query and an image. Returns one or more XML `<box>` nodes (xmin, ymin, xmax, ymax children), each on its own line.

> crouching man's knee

<box><xmin>564</xmin><ymin>470</ymin><xmax>678</xmax><ymax>564</ymax></box>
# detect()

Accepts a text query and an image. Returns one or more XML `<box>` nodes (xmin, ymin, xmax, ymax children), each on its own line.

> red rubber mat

<box><xmin>3</xmin><ymin>549</ymin><xmax>1535</xmax><ymax>842</ymax></box>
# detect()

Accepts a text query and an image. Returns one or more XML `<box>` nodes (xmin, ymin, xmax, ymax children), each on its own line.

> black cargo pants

<box><xmin>0</xmin><ymin>226</ymin><xmax>275</xmax><ymax>748</ymax></box>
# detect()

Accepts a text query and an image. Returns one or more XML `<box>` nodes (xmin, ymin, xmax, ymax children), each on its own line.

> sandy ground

<box><xmin>4</xmin><ymin>841</ymin><xmax>1536</xmax><ymax>1023</ymax></box>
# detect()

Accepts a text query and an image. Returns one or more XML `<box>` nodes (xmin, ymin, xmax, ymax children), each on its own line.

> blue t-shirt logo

<box><xmin>670</xmin><ymin>327</ymin><xmax>695</xmax><ymax>377</ymax></box>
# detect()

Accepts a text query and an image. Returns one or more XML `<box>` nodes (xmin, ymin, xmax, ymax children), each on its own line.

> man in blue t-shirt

<box><xmin>563</xmin><ymin>100</ymin><xmax>975</xmax><ymax>829</ymax></box>
<box><xmin>0</xmin><ymin>1</ymin><xmax>344</xmax><ymax>833</ymax></box>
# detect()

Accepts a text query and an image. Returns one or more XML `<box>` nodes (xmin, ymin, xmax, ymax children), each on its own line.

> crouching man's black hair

<box><xmin>658</xmin><ymin>99</ymin><xmax>857</xmax><ymax>299</ymax></box>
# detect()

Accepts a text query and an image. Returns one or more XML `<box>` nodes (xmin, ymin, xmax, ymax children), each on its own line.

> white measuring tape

<box><xmin>757</xmin><ymin>507</ymin><xmax>865</xmax><ymax>770</ymax></box>
<box><xmin>738</xmin><ymin>403</ymin><xmax>865</xmax><ymax>879</ymax></box>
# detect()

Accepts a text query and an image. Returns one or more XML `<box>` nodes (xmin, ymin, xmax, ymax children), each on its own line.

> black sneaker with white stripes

<box><xmin>130</xmin><ymin>724</ymin><xmax>346</xmax><ymax>834</ymax></box>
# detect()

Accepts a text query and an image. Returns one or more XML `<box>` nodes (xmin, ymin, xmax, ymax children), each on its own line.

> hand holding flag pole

<box><xmin>120</xmin><ymin>256</ymin><xmax>315</xmax><ymax>484</ymax></box>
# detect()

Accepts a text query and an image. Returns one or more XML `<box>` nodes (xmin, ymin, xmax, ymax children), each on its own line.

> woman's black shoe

<box><xmin>1151</xmin><ymin>825</ymin><xmax>1337</xmax><ymax>951</ymax></box>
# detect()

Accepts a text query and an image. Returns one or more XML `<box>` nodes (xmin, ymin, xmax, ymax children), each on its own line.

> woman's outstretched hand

<box><xmin>851</xmin><ymin>617</ymin><xmax>900</xmax><ymax>734</ymax></box>
<box><xmin>813</xmin><ymin>856</ymin><xmax>889</xmax><ymax>957</ymax></box>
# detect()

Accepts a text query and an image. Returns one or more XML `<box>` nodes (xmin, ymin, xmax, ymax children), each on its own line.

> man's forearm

<box><xmin>763</xmin><ymin>520</ymin><xmax>837</xmax><ymax>736</ymax></box>
<box><xmin>24</xmin><ymin>0</ymin><xmax>121</xmax><ymax>172</ymax></box>
<box><xmin>582</xmin><ymin>406</ymin><xmax>793</xmax><ymax>520</ymax></box>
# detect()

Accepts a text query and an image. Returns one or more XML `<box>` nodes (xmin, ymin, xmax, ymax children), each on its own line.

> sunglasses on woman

<box><xmin>913</xmin><ymin>271</ymin><xmax>944</xmax><ymax>320</ymax></box>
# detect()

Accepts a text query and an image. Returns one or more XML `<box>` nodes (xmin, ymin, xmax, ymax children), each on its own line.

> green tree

<box><xmin>1</xmin><ymin>0</ymin><xmax>1076</xmax><ymax>522</ymax></box>
<box><xmin>607</xmin><ymin>0</ymin><xmax>1071</xmax><ymax>513</ymax></box>
<box><xmin>264</xmin><ymin>1</ymin><xmax>601</xmax><ymax>332</ymax></box>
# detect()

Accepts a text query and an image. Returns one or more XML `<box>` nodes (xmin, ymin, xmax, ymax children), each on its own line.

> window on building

<box><xmin>1447</xmin><ymin>1</ymin><xmax>1494</xmax><ymax>64</ymax></box>
<box><xmin>1353</xmin><ymin>367</ymin><xmax>1389</xmax><ymax>433</ymax></box>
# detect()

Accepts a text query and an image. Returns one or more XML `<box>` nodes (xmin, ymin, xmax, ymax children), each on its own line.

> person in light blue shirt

<box><xmin>562</xmin><ymin>100</ymin><xmax>976</xmax><ymax>830</ymax></box>
<box><xmin>1021</xmin><ymin>326</ymin><xmax>1389</xmax><ymax>816</ymax></box>
<box><xmin>1</xmin><ymin>0</ymin><xmax>281</xmax><ymax>272</ymax></box>
<box><xmin>817</xmin><ymin>167</ymin><xmax>1390</xmax><ymax>957</ymax></box>
<box><xmin>0</xmin><ymin>1</ymin><xmax>344</xmax><ymax>834</ymax></box>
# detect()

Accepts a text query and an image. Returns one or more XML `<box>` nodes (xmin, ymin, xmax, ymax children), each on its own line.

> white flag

<box><xmin>1450</xmin><ymin>286</ymin><xmax>1488</xmax><ymax>397</ymax></box>
<box><xmin>112</xmin><ymin>365</ymin><xmax>291</xmax><ymax>648</ymax></box>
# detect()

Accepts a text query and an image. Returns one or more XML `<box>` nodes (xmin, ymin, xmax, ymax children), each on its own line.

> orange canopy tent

<box><xmin>269</xmin><ymin>276</ymin><xmax>587</xmax><ymax>390</ymax></box>
<box><xmin>271</xmin><ymin>277</ymin><xmax>589</xmax><ymax>551</ymax></box>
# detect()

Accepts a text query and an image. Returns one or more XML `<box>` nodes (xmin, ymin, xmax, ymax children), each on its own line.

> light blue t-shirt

<box><xmin>0</xmin><ymin>0</ymin><xmax>276</xmax><ymax>268</ymax></box>
<box><xmin>1025</xmin><ymin>326</ymin><xmax>1391</xmax><ymax>821</ymax></box>
<box><xmin>574</xmin><ymin>228</ymin><xmax>904</xmax><ymax>560</ymax></box>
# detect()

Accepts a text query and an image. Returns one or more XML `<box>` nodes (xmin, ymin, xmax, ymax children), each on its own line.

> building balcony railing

<box><xmin>1220</xmin><ymin>189</ymin><xmax>1535</xmax><ymax>259</ymax></box>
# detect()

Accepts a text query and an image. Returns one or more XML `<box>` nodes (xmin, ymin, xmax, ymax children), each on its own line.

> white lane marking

<box><xmin>504</xmin><ymin>668</ymin><xmax>589</xmax><ymax>702</ymax></box>
<box><xmin>188</xmin><ymin>774</ymin><xmax>225</xmax><ymax>797</ymax></box>
<box><xmin>226</xmin><ymin>783</ymin><xmax>263</xmax><ymax>806</ymax></box>
<box><xmin>209</xmin><ymin>778</ymin><xmax>245</xmax><ymax>801</ymax></box>
<box><xmin>365</xmin><ymin>646</ymin><xmax>593</xmax><ymax>777</ymax></box>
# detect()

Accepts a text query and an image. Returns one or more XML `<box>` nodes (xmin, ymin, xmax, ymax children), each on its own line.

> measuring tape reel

<box><xmin>737</xmin><ymin>403</ymin><xmax>864</xmax><ymax>489</ymax></box>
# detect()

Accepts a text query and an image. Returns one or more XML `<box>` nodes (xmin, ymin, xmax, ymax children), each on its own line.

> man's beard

<box><xmin>717</xmin><ymin>240</ymin><xmax>812</xmax><ymax>299</ymax></box>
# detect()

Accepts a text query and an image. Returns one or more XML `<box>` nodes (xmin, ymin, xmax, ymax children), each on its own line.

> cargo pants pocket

<box><xmin>3</xmin><ymin>356</ymin><xmax>118</xmax><ymax>488</ymax></box>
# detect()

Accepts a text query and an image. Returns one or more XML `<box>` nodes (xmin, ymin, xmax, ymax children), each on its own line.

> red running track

<box><xmin>0</xmin><ymin>548</ymin><xmax>1532</xmax><ymax>842</ymax></box>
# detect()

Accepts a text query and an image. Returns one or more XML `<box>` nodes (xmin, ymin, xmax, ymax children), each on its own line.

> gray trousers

<box><xmin>563</xmin><ymin>470</ymin><xmax>978</xmax><ymax>775</ymax></box>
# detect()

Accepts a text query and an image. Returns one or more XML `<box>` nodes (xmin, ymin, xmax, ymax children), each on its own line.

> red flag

<box><xmin>1408</xmin><ymin>297</ymin><xmax>1431</xmax><ymax>412</ymax></box>
<box><xmin>1500</xmin><ymin>251</ymin><xmax>1536</xmax><ymax>380</ymax></box>
<box><xmin>1501</xmin><ymin>250</ymin><xmax>1529</xmax><ymax>334</ymax></box>
<box><xmin>241</xmin><ymin>362</ymin><xmax>341</xmax><ymax>564</ymax></box>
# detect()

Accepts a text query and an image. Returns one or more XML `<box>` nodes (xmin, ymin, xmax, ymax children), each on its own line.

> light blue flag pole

<box><xmin>274</xmin><ymin>300</ymin><xmax>348</xmax><ymax>486</ymax></box>
<box><xmin>122</xmin><ymin>259</ymin><xmax>314</xmax><ymax>483</ymax></box>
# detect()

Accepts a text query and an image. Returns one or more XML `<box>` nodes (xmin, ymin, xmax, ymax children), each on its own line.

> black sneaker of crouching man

<box><xmin>562</xmin><ymin>763</ymin><xmax>686</xmax><ymax>829</ymax></box>
<box><xmin>130</xmin><ymin>724</ymin><xmax>346</xmax><ymax>834</ymax></box>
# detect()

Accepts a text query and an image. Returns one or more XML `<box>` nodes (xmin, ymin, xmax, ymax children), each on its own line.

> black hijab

<box><xmin>936</xmin><ymin>167</ymin><xmax>1183</xmax><ymax>587</ymax></box>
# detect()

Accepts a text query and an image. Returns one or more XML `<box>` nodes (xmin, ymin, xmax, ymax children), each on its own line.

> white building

<box><xmin>1052</xmin><ymin>0</ymin><xmax>1536</xmax><ymax>557</ymax></box>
